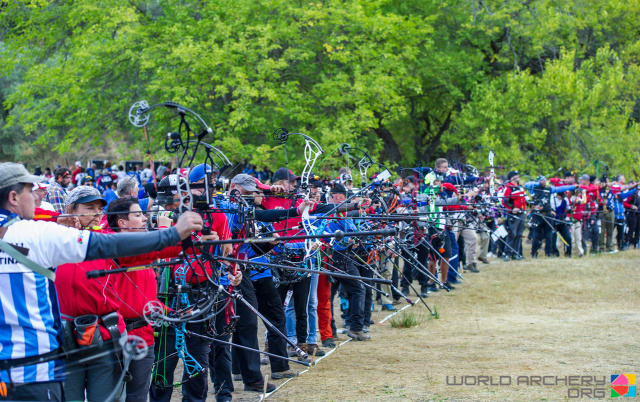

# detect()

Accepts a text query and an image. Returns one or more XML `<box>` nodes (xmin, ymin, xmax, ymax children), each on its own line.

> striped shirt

<box><xmin>0</xmin><ymin>216</ymin><xmax>90</xmax><ymax>383</ymax></box>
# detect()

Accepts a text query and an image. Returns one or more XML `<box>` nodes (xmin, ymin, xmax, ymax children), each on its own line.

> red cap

<box><xmin>442</xmin><ymin>183</ymin><xmax>457</xmax><ymax>193</ymax></box>
<box><xmin>254</xmin><ymin>178</ymin><xmax>271</xmax><ymax>191</ymax></box>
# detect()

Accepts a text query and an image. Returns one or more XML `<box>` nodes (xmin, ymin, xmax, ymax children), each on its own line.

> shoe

<box><xmin>381</xmin><ymin>304</ymin><xmax>397</xmax><ymax>312</ymax></box>
<box><xmin>363</xmin><ymin>325</ymin><xmax>370</xmax><ymax>333</ymax></box>
<box><xmin>306</xmin><ymin>343</ymin><xmax>326</xmax><ymax>357</ymax></box>
<box><xmin>401</xmin><ymin>286</ymin><xmax>410</xmax><ymax>295</ymax></box>
<box><xmin>449</xmin><ymin>279</ymin><xmax>461</xmax><ymax>284</ymax></box>
<box><xmin>442</xmin><ymin>282</ymin><xmax>456</xmax><ymax>290</ymax></box>
<box><xmin>368</xmin><ymin>318</ymin><xmax>374</xmax><ymax>325</ymax></box>
<box><xmin>514</xmin><ymin>255</ymin><xmax>525</xmax><ymax>260</ymax></box>
<box><xmin>271</xmin><ymin>369</ymin><xmax>299</xmax><ymax>380</ymax></box>
<box><xmin>322</xmin><ymin>338</ymin><xmax>336</xmax><ymax>348</ymax></box>
<box><xmin>464</xmin><ymin>263</ymin><xmax>480</xmax><ymax>273</ymax></box>
<box><xmin>392</xmin><ymin>298</ymin><xmax>402</xmax><ymax>305</ymax></box>
<box><xmin>531</xmin><ymin>252</ymin><xmax>538</xmax><ymax>259</ymax></box>
<box><xmin>478</xmin><ymin>257</ymin><xmax>490</xmax><ymax>264</ymax></box>
<box><xmin>503</xmin><ymin>256</ymin><xmax>510</xmax><ymax>262</ymax></box>
<box><xmin>233</xmin><ymin>374</ymin><xmax>242</xmax><ymax>381</ymax></box>
<box><xmin>427</xmin><ymin>283</ymin><xmax>439</xmax><ymax>293</ymax></box>
<box><xmin>260</xmin><ymin>355</ymin><xmax>269</xmax><ymax>365</ymax></box>
<box><xmin>346</xmin><ymin>330</ymin><xmax>371</xmax><ymax>341</ymax></box>
<box><xmin>244</xmin><ymin>379</ymin><xmax>276</xmax><ymax>393</ymax></box>
<box><xmin>420</xmin><ymin>284</ymin><xmax>429</xmax><ymax>297</ymax></box>
<box><xmin>286</xmin><ymin>345</ymin><xmax>297</xmax><ymax>358</ymax></box>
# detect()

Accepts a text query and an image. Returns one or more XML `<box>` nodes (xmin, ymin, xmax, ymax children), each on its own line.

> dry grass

<box><xmin>170</xmin><ymin>247</ymin><xmax>640</xmax><ymax>401</ymax></box>
<box><xmin>273</xmin><ymin>248</ymin><xmax>640</xmax><ymax>401</ymax></box>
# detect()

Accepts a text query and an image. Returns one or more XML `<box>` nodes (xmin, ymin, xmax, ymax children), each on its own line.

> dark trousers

<box><xmin>626</xmin><ymin>213</ymin><xmax>640</xmax><ymax>247</ymax></box>
<box><xmin>332</xmin><ymin>250</ymin><xmax>365</xmax><ymax>332</ymax></box>
<box><xmin>400</xmin><ymin>246</ymin><xmax>429</xmax><ymax>287</ymax></box>
<box><xmin>277</xmin><ymin>275</ymin><xmax>311</xmax><ymax>345</ymax></box>
<box><xmin>1</xmin><ymin>381</ymin><xmax>63</xmax><ymax>401</ymax></box>
<box><xmin>330</xmin><ymin>279</ymin><xmax>339</xmax><ymax>338</ymax></box>
<box><xmin>150</xmin><ymin>323</ymin><xmax>211</xmax><ymax>402</ymax></box>
<box><xmin>531</xmin><ymin>218</ymin><xmax>553</xmax><ymax>256</ymax></box>
<box><xmin>208</xmin><ymin>308</ymin><xmax>233</xmax><ymax>401</ymax></box>
<box><xmin>231</xmin><ymin>273</ymin><xmax>263</xmax><ymax>384</ymax></box>
<box><xmin>587</xmin><ymin>217</ymin><xmax>600</xmax><ymax>253</ymax></box>
<box><xmin>126</xmin><ymin>344</ymin><xmax>155</xmax><ymax>402</ymax></box>
<box><xmin>252</xmin><ymin>276</ymin><xmax>289</xmax><ymax>373</ymax></box>
<box><xmin>615</xmin><ymin>218</ymin><xmax>625</xmax><ymax>249</ymax></box>
<box><xmin>506</xmin><ymin>213</ymin><xmax>525</xmax><ymax>256</ymax></box>
<box><xmin>357</xmin><ymin>257</ymin><xmax>373</xmax><ymax>325</ymax></box>
<box><xmin>64</xmin><ymin>342</ymin><xmax>120</xmax><ymax>402</ymax></box>
<box><xmin>447</xmin><ymin>230</ymin><xmax>459</xmax><ymax>283</ymax></box>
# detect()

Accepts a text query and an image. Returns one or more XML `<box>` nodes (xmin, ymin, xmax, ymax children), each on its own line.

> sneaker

<box><xmin>427</xmin><ymin>283</ymin><xmax>439</xmax><ymax>293</ymax></box>
<box><xmin>381</xmin><ymin>304</ymin><xmax>397</xmax><ymax>312</ymax></box>
<box><xmin>368</xmin><ymin>318</ymin><xmax>374</xmax><ymax>325</ymax></box>
<box><xmin>514</xmin><ymin>255</ymin><xmax>525</xmax><ymax>260</ymax></box>
<box><xmin>346</xmin><ymin>330</ymin><xmax>371</xmax><ymax>341</ymax></box>
<box><xmin>286</xmin><ymin>345</ymin><xmax>297</xmax><ymax>358</ymax></box>
<box><xmin>233</xmin><ymin>374</ymin><xmax>242</xmax><ymax>381</ymax></box>
<box><xmin>531</xmin><ymin>252</ymin><xmax>538</xmax><ymax>259</ymax></box>
<box><xmin>244</xmin><ymin>379</ymin><xmax>276</xmax><ymax>393</ymax></box>
<box><xmin>306</xmin><ymin>343</ymin><xmax>326</xmax><ymax>357</ymax></box>
<box><xmin>478</xmin><ymin>257</ymin><xmax>490</xmax><ymax>264</ymax></box>
<box><xmin>503</xmin><ymin>255</ymin><xmax>511</xmax><ymax>262</ymax></box>
<box><xmin>363</xmin><ymin>325</ymin><xmax>370</xmax><ymax>333</ymax></box>
<box><xmin>271</xmin><ymin>369</ymin><xmax>299</xmax><ymax>380</ymax></box>
<box><xmin>322</xmin><ymin>338</ymin><xmax>336</xmax><ymax>348</ymax></box>
<box><xmin>260</xmin><ymin>355</ymin><xmax>269</xmax><ymax>365</ymax></box>
<box><xmin>442</xmin><ymin>282</ymin><xmax>456</xmax><ymax>290</ymax></box>
<box><xmin>420</xmin><ymin>284</ymin><xmax>429</xmax><ymax>297</ymax></box>
<box><xmin>449</xmin><ymin>278</ymin><xmax>461</xmax><ymax>284</ymax></box>
<box><xmin>401</xmin><ymin>286</ymin><xmax>410</xmax><ymax>295</ymax></box>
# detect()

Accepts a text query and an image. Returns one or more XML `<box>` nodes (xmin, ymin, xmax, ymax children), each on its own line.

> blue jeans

<box><xmin>285</xmin><ymin>273</ymin><xmax>319</xmax><ymax>344</ymax></box>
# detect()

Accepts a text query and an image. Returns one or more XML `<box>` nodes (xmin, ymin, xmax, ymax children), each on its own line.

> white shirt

<box><xmin>0</xmin><ymin>218</ymin><xmax>90</xmax><ymax>384</ymax></box>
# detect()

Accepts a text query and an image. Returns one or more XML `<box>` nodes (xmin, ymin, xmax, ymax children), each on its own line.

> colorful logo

<box><xmin>611</xmin><ymin>374</ymin><xmax>636</xmax><ymax>398</ymax></box>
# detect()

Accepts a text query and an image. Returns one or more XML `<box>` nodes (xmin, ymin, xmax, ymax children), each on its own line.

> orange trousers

<box><xmin>316</xmin><ymin>272</ymin><xmax>333</xmax><ymax>342</ymax></box>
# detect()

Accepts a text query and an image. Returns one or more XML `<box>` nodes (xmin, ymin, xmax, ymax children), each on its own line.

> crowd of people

<box><xmin>0</xmin><ymin>156</ymin><xmax>637</xmax><ymax>402</ymax></box>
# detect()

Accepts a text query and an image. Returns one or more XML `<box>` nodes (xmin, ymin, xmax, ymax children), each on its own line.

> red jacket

<box><xmin>55</xmin><ymin>229</ymin><xmax>126</xmax><ymax>342</ymax></box>
<box><xmin>261</xmin><ymin>197</ymin><xmax>315</xmax><ymax>241</ymax></box>
<box><xmin>502</xmin><ymin>183</ymin><xmax>527</xmax><ymax>210</ymax></box>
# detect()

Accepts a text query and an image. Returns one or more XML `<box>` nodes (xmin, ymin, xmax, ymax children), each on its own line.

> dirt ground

<box><xmin>171</xmin><ymin>245</ymin><xmax>640</xmax><ymax>401</ymax></box>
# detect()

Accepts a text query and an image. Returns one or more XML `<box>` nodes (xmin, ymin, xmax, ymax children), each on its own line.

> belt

<box><xmin>125</xmin><ymin>318</ymin><xmax>148</xmax><ymax>331</ymax></box>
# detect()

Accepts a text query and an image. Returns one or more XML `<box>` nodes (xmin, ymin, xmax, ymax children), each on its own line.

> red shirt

<box><xmin>261</xmin><ymin>197</ymin><xmax>316</xmax><ymax>240</ymax></box>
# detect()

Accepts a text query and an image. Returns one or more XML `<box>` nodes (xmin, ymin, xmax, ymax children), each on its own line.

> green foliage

<box><xmin>389</xmin><ymin>310</ymin><xmax>425</xmax><ymax>328</ymax></box>
<box><xmin>2</xmin><ymin>0</ymin><xmax>640</xmax><ymax>176</ymax></box>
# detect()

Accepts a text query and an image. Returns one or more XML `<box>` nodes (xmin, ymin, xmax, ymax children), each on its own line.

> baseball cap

<box><xmin>579</xmin><ymin>174</ymin><xmax>590</xmax><ymax>181</ymax></box>
<box><xmin>254</xmin><ymin>178</ymin><xmax>271</xmax><ymax>190</ymax></box>
<box><xmin>339</xmin><ymin>173</ymin><xmax>353</xmax><ymax>183</ymax></box>
<box><xmin>189</xmin><ymin>163</ymin><xmax>212</xmax><ymax>184</ymax></box>
<box><xmin>33</xmin><ymin>182</ymin><xmax>49</xmax><ymax>191</ymax></box>
<box><xmin>564</xmin><ymin>171</ymin><xmax>574</xmax><ymax>177</ymax></box>
<box><xmin>507</xmin><ymin>170</ymin><xmax>519</xmax><ymax>180</ymax></box>
<box><xmin>272</xmin><ymin>167</ymin><xmax>300</xmax><ymax>182</ymax></box>
<box><xmin>330</xmin><ymin>183</ymin><xmax>347</xmax><ymax>194</ymax></box>
<box><xmin>231</xmin><ymin>174</ymin><xmax>260</xmax><ymax>192</ymax></box>
<box><xmin>66</xmin><ymin>186</ymin><xmax>106</xmax><ymax>206</ymax></box>
<box><xmin>536</xmin><ymin>175</ymin><xmax>547</xmax><ymax>182</ymax></box>
<box><xmin>156</xmin><ymin>174</ymin><xmax>186</xmax><ymax>205</ymax></box>
<box><xmin>302</xmin><ymin>172</ymin><xmax>323</xmax><ymax>188</ymax></box>
<box><xmin>81</xmin><ymin>176</ymin><xmax>94</xmax><ymax>185</ymax></box>
<box><xmin>75</xmin><ymin>161</ymin><xmax>82</xmax><ymax>167</ymax></box>
<box><xmin>0</xmin><ymin>162</ymin><xmax>42</xmax><ymax>189</ymax></box>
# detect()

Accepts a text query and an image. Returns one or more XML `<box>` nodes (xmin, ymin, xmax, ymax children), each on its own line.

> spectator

<box><xmin>116</xmin><ymin>175</ymin><xmax>154</xmax><ymax>212</ymax></box>
<box><xmin>96</xmin><ymin>169</ymin><xmax>114</xmax><ymax>193</ymax></box>
<box><xmin>45</xmin><ymin>167</ymin><xmax>71</xmax><ymax>213</ymax></box>
<box><xmin>86</xmin><ymin>163</ymin><xmax>97</xmax><ymax>179</ymax></box>
<box><xmin>81</xmin><ymin>176</ymin><xmax>94</xmax><ymax>187</ymax></box>
<box><xmin>44</xmin><ymin>167</ymin><xmax>53</xmax><ymax>179</ymax></box>
<box><xmin>33</xmin><ymin>182</ymin><xmax>55</xmax><ymax>211</ymax></box>
<box><xmin>103</xmin><ymin>181</ymin><xmax>118</xmax><ymax>207</ymax></box>
<box><xmin>71</xmin><ymin>161</ymin><xmax>83</xmax><ymax>185</ymax></box>
<box><xmin>115</xmin><ymin>165</ymin><xmax>127</xmax><ymax>181</ymax></box>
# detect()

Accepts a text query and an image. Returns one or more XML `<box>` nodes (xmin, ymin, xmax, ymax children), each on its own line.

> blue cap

<box><xmin>189</xmin><ymin>164</ymin><xmax>212</xmax><ymax>184</ymax></box>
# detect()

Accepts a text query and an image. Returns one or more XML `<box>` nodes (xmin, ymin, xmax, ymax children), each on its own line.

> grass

<box><xmin>273</xmin><ymin>245</ymin><xmax>640</xmax><ymax>401</ymax></box>
<box><xmin>389</xmin><ymin>310</ymin><xmax>425</xmax><ymax>328</ymax></box>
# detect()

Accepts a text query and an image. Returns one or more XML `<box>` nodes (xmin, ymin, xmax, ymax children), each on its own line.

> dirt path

<box><xmin>169</xmin><ymin>248</ymin><xmax>640</xmax><ymax>401</ymax></box>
